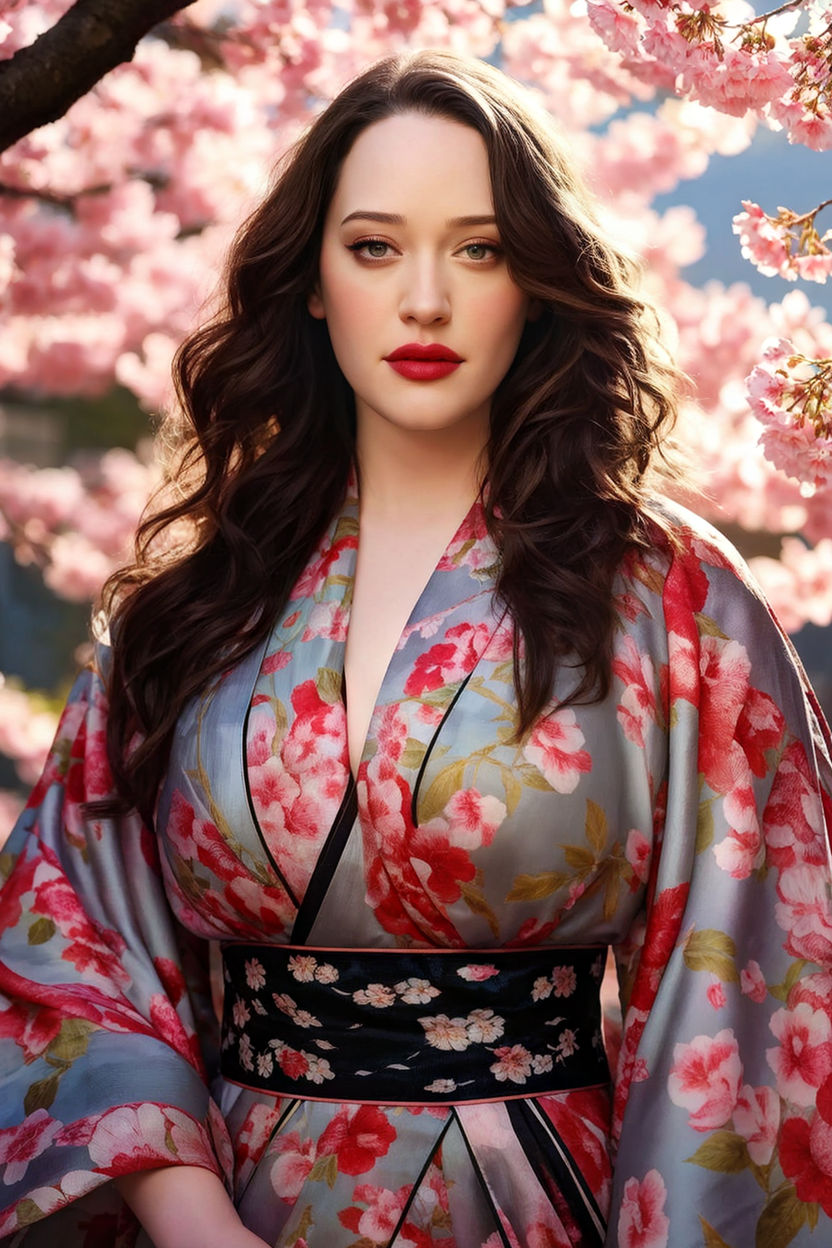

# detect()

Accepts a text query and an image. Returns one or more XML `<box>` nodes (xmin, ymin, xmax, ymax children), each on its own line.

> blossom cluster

<box><xmin>746</xmin><ymin>338</ymin><xmax>832</xmax><ymax>489</ymax></box>
<box><xmin>587</xmin><ymin>0</ymin><xmax>832</xmax><ymax>151</ymax></box>
<box><xmin>0</xmin><ymin>448</ymin><xmax>157</xmax><ymax>601</ymax></box>
<box><xmin>733</xmin><ymin>199</ymin><xmax>832</xmax><ymax>283</ymax></box>
<box><xmin>0</xmin><ymin>0</ymin><xmax>830</xmax><ymax>839</ymax></box>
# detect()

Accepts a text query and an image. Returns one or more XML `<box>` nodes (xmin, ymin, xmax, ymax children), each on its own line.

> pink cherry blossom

<box><xmin>767</xmin><ymin>1003</ymin><xmax>832</xmax><ymax>1106</ymax></box>
<box><xmin>269</xmin><ymin>1130</ymin><xmax>317</xmax><ymax>1201</ymax></box>
<box><xmin>775</xmin><ymin>864</ymin><xmax>832</xmax><ymax>964</ymax></box>
<box><xmin>440</xmin><ymin>788</ymin><xmax>507</xmax><ymax>851</ymax></box>
<box><xmin>706</xmin><ymin>977</ymin><xmax>726</xmax><ymax>1011</ymax></box>
<box><xmin>625</xmin><ymin>829</ymin><xmax>651</xmax><ymax>885</ymax></box>
<box><xmin>712</xmin><ymin>785</ymin><xmax>763</xmax><ymax>880</ymax></box>
<box><xmin>456</xmin><ymin>963</ymin><xmax>499</xmax><ymax>982</ymax></box>
<box><xmin>522</xmin><ymin>708</ymin><xmax>592</xmax><ymax>793</ymax></box>
<box><xmin>617</xmin><ymin>1168</ymin><xmax>670</xmax><ymax>1248</ymax></box>
<box><xmin>0</xmin><ymin>1109</ymin><xmax>63</xmax><ymax>1185</ymax></box>
<box><xmin>740</xmin><ymin>959</ymin><xmax>767</xmax><ymax>1004</ymax></box>
<box><xmin>355</xmin><ymin>1183</ymin><xmax>409</xmax><ymax>1243</ymax></box>
<box><xmin>667</xmin><ymin>1029</ymin><xmax>743</xmax><ymax>1130</ymax></box>
<box><xmin>733</xmin><ymin>1083</ymin><xmax>779</xmax><ymax>1165</ymax></box>
<box><xmin>490</xmin><ymin>1043</ymin><xmax>534</xmax><ymax>1084</ymax></box>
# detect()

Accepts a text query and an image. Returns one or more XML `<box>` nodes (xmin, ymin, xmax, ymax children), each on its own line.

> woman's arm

<box><xmin>116</xmin><ymin>1166</ymin><xmax>270</xmax><ymax>1248</ymax></box>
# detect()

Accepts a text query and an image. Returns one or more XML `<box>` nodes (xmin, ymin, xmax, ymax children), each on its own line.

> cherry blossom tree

<box><xmin>0</xmin><ymin>0</ymin><xmax>830</xmax><ymax>838</ymax></box>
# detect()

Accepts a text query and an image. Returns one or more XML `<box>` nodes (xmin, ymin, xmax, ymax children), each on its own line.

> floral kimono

<box><xmin>1</xmin><ymin>476</ymin><xmax>831</xmax><ymax>1248</ymax></box>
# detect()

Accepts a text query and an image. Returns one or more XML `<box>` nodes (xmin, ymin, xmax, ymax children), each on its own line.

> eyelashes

<box><xmin>346</xmin><ymin>237</ymin><xmax>503</xmax><ymax>262</ymax></box>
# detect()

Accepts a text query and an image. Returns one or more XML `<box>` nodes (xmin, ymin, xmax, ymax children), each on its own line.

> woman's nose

<box><xmin>398</xmin><ymin>259</ymin><xmax>451</xmax><ymax>324</ymax></box>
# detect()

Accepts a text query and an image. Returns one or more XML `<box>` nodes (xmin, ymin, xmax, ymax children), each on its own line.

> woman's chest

<box><xmin>152</xmin><ymin>491</ymin><xmax>670</xmax><ymax>948</ymax></box>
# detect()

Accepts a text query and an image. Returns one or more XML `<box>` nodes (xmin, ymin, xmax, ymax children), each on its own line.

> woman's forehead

<box><xmin>328</xmin><ymin>113</ymin><xmax>495</xmax><ymax>223</ymax></box>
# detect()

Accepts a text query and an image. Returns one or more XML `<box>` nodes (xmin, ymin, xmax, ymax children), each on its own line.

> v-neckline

<box><xmin>339</xmin><ymin>483</ymin><xmax>487</xmax><ymax>786</ymax></box>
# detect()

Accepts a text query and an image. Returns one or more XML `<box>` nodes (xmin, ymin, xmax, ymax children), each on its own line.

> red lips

<box><xmin>384</xmin><ymin>342</ymin><xmax>463</xmax><ymax>362</ymax></box>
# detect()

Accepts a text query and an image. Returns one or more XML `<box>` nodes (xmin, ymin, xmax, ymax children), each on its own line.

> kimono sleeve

<box><xmin>608</xmin><ymin>522</ymin><xmax>832</xmax><ymax>1248</ymax></box>
<box><xmin>0</xmin><ymin>645</ymin><xmax>232</xmax><ymax>1241</ymax></box>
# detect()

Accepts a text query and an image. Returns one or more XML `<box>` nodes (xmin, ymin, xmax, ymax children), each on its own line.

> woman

<box><xmin>1</xmin><ymin>48</ymin><xmax>830</xmax><ymax>1248</ymax></box>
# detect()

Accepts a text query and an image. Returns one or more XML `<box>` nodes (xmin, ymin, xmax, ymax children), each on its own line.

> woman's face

<box><xmin>308</xmin><ymin>111</ymin><xmax>534</xmax><ymax>441</ymax></box>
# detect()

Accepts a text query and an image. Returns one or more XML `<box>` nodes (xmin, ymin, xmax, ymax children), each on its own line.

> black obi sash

<box><xmin>220</xmin><ymin>943</ymin><xmax>610</xmax><ymax>1105</ymax></box>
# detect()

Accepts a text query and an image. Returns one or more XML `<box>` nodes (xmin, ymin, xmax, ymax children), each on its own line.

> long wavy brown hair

<box><xmin>99</xmin><ymin>48</ymin><xmax>681</xmax><ymax>824</ymax></box>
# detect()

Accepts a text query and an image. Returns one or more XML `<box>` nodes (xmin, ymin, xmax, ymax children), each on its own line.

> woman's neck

<box><xmin>354</xmin><ymin>407</ymin><xmax>488</xmax><ymax>522</ymax></box>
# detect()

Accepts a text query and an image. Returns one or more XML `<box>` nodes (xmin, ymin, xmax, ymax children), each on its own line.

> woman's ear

<box><xmin>307</xmin><ymin>286</ymin><xmax>326</xmax><ymax>319</ymax></box>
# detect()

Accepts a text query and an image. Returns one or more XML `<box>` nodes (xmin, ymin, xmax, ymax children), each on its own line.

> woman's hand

<box><xmin>115</xmin><ymin>1164</ymin><xmax>271</xmax><ymax>1248</ymax></box>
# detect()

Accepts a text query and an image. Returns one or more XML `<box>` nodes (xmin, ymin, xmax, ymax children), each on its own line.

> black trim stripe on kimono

<box><xmin>506</xmin><ymin>1098</ymin><xmax>607</xmax><ymax>1245</ymax></box>
<box><xmin>290</xmin><ymin>777</ymin><xmax>359</xmax><ymax>944</ymax></box>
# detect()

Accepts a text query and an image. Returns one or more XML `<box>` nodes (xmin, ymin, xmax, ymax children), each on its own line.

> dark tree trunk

<box><xmin>0</xmin><ymin>0</ymin><xmax>193</xmax><ymax>154</ymax></box>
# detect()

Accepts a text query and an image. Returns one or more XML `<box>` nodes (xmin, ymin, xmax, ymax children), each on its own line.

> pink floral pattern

<box><xmin>0</xmin><ymin>486</ymin><xmax>830</xmax><ymax>1246</ymax></box>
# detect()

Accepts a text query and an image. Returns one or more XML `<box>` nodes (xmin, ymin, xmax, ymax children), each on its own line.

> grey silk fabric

<box><xmin>1</xmin><ymin>481</ymin><xmax>831</xmax><ymax>1245</ymax></box>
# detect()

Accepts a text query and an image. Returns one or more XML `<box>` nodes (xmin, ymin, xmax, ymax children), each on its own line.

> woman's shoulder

<box><xmin>633</xmin><ymin>495</ymin><xmax>771</xmax><ymax>616</ymax></box>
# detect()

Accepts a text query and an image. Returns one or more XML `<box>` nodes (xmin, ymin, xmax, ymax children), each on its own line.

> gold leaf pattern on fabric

<box><xmin>755</xmin><ymin>1186</ymin><xmax>807</xmax><ymax>1248</ymax></box>
<box><xmin>683</xmin><ymin>928</ymin><xmax>740</xmax><ymax>983</ymax></box>
<box><xmin>506</xmin><ymin>871</ymin><xmax>569</xmax><ymax>902</ymax></box>
<box><xmin>685</xmin><ymin>1130</ymin><xmax>750</xmax><ymax>1173</ymax></box>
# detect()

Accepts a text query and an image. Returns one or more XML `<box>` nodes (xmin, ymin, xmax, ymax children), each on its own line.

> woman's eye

<box><xmin>346</xmin><ymin>239</ymin><xmax>500</xmax><ymax>262</ymax></box>
<box><xmin>463</xmin><ymin>242</ymin><xmax>499</xmax><ymax>261</ymax></box>
<box><xmin>347</xmin><ymin>239</ymin><xmax>391</xmax><ymax>259</ymax></box>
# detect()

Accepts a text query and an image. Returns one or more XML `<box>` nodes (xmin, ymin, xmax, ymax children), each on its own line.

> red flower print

<box><xmin>736</xmin><ymin>687</ymin><xmax>785</xmax><ymax>776</ymax></box>
<box><xmin>628</xmin><ymin>883</ymin><xmax>690</xmax><ymax>1014</ymax></box>
<box><xmin>0</xmin><ymin>1109</ymin><xmax>62</xmax><ymax>1184</ymax></box>
<box><xmin>697</xmin><ymin>636</ymin><xmax>752</xmax><ymax>795</ymax></box>
<box><xmin>247</xmin><ymin>706</ymin><xmax>278</xmax><ymax>768</ymax></box>
<box><xmin>148</xmin><ymin>994</ymin><xmax>200</xmax><ymax>1070</ymax></box>
<box><xmin>404</xmin><ymin>622</ymin><xmax>491</xmax><ymax>696</ymax></box>
<box><xmin>262</xmin><ymin>649</ymin><xmax>291</xmax><ymax>675</ymax></box>
<box><xmin>665</xmin><ymin>630</ymin><xmax>699</xmax><ymax>708</ymax></box>
<box><xmin>437</xmin><ymin>502</ymin><xmax>495</xmax><ymax>571</ymax></box>
<box><xmin>457</xmin><ymin>963</ymin><xmax>499</xmax><ymax>982</ymax></box>
<box><xmin>617</xmin><ymin>1169</ymin><xmax>670</xmax><ymax>1248</ymax></box>
<box><xmin>740</xmin><ymin>960</ymin><xmax>768</xmax><ymax>1003</ymax></box>
<box><xmin>819</xmin><ymin>1073</ymin><xmax>832</xmax><ymax>1124</ymax></box>
<box><xmin>375</xmin><ymin>705</ymin><xmax>408</xmax><ymax>762</ymax></box>
<box><xmin>317</xmin><ymin>1105</ymin><xmax>397</xmax><ymax>1176</ymax></box>
<box><xmin>522</xmin><ymin>709</ymin><xmax>592</xmax><ymax>794</ymax></box>
<box><xmin>410</xmin><ymin>828</ymin><xmax>477</xmax><ymax>904</ymax></box>
<box><xmin>85</xmin><ymin>1104</ymin><xmax>213</xmax><ymax>1175</ymax></box>
<box><xmin>270</xmin><ymin>1129</ymin><xmax>317</xmax><ymax>1202</ymax></box>
<box><xmin>153</xmin><ymin>957</ymin><xmax>185</xmax><ymax>1007</ymax></box>
<box><xmin>764</xmin><ymin>740</ymin><xmax>828</xmax><ymax>870</ymax></box>
<box><xmin>788</xmin><ymin>971</ymin><xmax>832</xmax><ymax>1019</ymax></box>
<box><xmin>165</xmin><ymin>790</ymin><xmax>239</xmax><ymax>884</ymax></box>
<box><xmin>775</xmin><ymin>865</ymin><xmax>832</xmax><ymax>964</ymax></box>
<box><xmin>490</xmin><ymin>1044</ymin><xmax>533</xmax><ymax>1084</ymax></box>
<box><xmin>233</xmin><ymin>1101</ymin><xmax>281</xmax><ymax>1173</ymax></box>
<box><xmin>405</xmin><ymin>641</ymin><xmax>460</xmax><ymax>696</ymax></box>
<box><xmin>713</xmin><ymin>785</ymin><xmax>763</xmax><ymax>879</ymax></box>
<box><xmin>290</xmin><ymin>530</ymin><xmax>357</xmax><ymax>599</ymax></box>
<box><xmin>780</xmin><ymin>1113</ymin><xmax>832</xmax><ymax>1216</ymax></box>
<box><xmin>0</xmin><ymin>1002</ymin><xmax>62</xmax><ymax>1063</ymax></box>
<box><xmin>664</xmin><ymin>540</ymin><xmax>710</xmax><ymax>631</ymax></box>
<box><xmin>767</xmin><ymin>1003</ymin><xmax>832</xmax><ymax>1106</ymax></box>
<box><xmin>733</xmin><ymin>1083</ymin><xmax>779</xmax><ymax>1165</ymax></box>
<box><xmin>613</xmin><ymin>635</ymin><xmax>659</xmax><ymax>748</ymax></box>
<box><xmin>348</xmin><ymin>1183</ymin><xmax>409</xmax><ymax>1242</ymax></box>
<box><xmin>277</xmin><ymin>1047</ymin><xmax>309</xmax><ymax>1080</ymax></box>
<box><xmin>441</xmin><ymin>789</ymin><xmax>507</xmax><ymax>850</ymax></box>
<box><xmin>31</xmin><ymin>857</ymin><xmax>91</xmax><ymax>938</ymax></box>
<box><xmin>540</xmin><ymin>1090</ymin><xmax>612</xmax><ymax>1212</ymax></box>
<box><xmin>667</xmin><ymin>1029</ymin><xmax>742</xmax><ymax>1130</ymax></box>
<box><xmin>625</xmin><ymin>829</ymin><xmax>651</xmax><ymax>886</ymax></box>
<box><xmin>706</xmin><ymin>978</ymin><xmax>726</xmax><ymax>1010</ymax></box>
<box><xmin>301</xmin><ymin>600</ymin><xmax>350</xmax><ymax>643</ymax></box>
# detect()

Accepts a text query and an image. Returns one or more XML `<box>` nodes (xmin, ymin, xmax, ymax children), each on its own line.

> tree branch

<box><xmin>0</xmin><ymin>0</ymin><xmax>194</xmax><ymax>154</ymax></box>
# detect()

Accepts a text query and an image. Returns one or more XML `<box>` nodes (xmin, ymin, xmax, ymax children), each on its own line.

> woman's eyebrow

<box><xmin>340</xmin><ymin>211</ymin><xmax>497</xmax><ymax>227</ymax></box>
